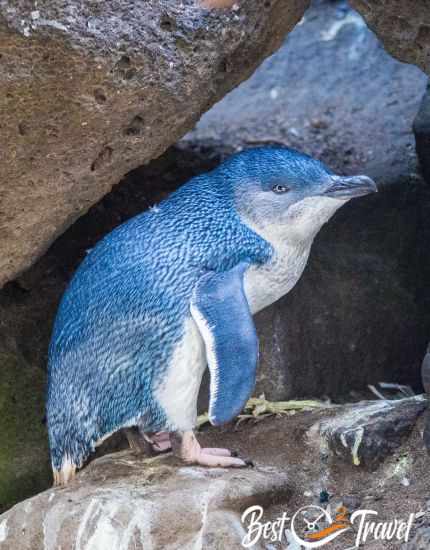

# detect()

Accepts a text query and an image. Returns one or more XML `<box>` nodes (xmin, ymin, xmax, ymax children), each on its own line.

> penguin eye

<box><xmin>272</xmin><ymin>184</ymin><xmax>290</xmax><ymax>194</ymax></box>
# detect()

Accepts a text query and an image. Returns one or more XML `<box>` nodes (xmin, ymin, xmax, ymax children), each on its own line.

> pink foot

<box><xmin>201</xmin><ymin>447</ymin><xmax>237</xmax><ymax>457</ymax></box>
<box><xmin>172</xmin><ymin>431</ymin><xmax>252</xmax><ymax>468</ymax></box>
<box><xmin>144</xmin><ymin>431</ymin><xmax>172</xmax><ymax>453</ymax></box>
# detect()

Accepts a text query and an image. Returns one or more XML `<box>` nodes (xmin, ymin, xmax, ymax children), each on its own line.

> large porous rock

<box><xmin>0</xmin><ymin>451</ymin><xmax>290</xmax><ymax>550</ymax></box>
<box><xmin>0</xmin><ymin>0</ymin><xmax>309</xmax><ymax>287</ymax></box>
<box><xmin>350</xmin><ymin>0</ymin><xmax>430</xmax><ymax>74</ymax></box>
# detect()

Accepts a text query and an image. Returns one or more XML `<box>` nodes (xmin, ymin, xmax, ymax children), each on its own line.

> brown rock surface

<box><xmin>350</xmin><ymin>0</ymin><xmax>430</xmax><ymax>73</ymax></box>
<box><xmin>0</xmin><ymin>0</ymin><xmax>309</xmax><ymax>287</ymax></box>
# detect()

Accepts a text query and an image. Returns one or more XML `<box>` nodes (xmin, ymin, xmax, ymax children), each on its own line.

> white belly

<box><xmin>154</xmin><ymin>241</ymin><xmax>312</xmax><ymax>429</ymax></box>
<box><xmin>154</xmin><ymin>317</ymin><xmax>206</xmax><ymax>431</ymax></box>
<box><xmin>244</xmin><ymin>243</ymin><xmax>311</xmax><ymax>314</ymax></box>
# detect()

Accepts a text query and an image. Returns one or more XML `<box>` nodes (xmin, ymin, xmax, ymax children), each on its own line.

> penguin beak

<box><xmin>323</xmin><ymin>175</ymin><xmax>378</xmax><ymax>199</ymax></box>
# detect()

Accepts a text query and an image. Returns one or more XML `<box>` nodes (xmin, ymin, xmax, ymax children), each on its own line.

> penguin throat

<box><xmin>242</xmin><ymin>195</ymin><xmax>347</xmax><ymax>248</ymax></box>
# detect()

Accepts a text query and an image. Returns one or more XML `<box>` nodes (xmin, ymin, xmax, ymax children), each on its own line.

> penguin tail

<box><xmin>47</xmin><ymin>407</ymin><xmax>89</xmax><ymax>486</ymax></box>
<box><xmin>52</xmin><ymin>454</ymin><xmax>77</xmax><ymax>486</ymax></box>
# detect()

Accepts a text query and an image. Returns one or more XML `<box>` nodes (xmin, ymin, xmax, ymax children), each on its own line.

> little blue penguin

<box><xmin>47</xmin><ymin>146</ymin><xmax>377</xmax><ymax>484</ymax></box>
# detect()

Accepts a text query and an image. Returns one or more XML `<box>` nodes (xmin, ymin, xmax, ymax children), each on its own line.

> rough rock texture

<box><xmin>421</xmin><ymin>344</ymin><xmax>430</xmax><ymax>450</ymax></box>
<box><xmin>421</xmin><ymin>344</ymin><xmax>430</xmax><ymax>395</ymax></box>
<box><xmin>414</xmin><ymin>83</ymin><xmax>430</xmax><ymax>184</ymax></box>
<box><xmin>0</xmin><ymin>0</ymin><xmax>309</xmax><ymax>287</ymax></box>
<box><xmin>404</xmin><ymin>526</ymin><xmax>430</xmax><ymax>550</ymax></box>
<box><xmin>350</xmin><ymin>0</ymin><xmax>430</xmax><ymax>74</ymax></box>
<box><xmin>314</xmin><ymin>396</ymin><xmax>427</xmax><ymax>469</ymax></box>
<box><xmin>0</xmin><ymin>401</ymin><xmax>428</xmax><ymax>549</ymax></box>
<box><xmin>0</xmin><ymin>451</ymin><xmax>290</xmax><ymax>550</ymax></box>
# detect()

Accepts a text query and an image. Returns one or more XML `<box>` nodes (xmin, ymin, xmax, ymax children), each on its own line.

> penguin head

<box><xmin>225</xmin><ymin>146</ymin><xmax>377</xmax><ymax>243</ymax></box>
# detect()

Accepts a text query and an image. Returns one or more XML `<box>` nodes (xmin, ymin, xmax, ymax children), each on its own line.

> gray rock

<box><xmin>421</xmin><ymin>344</ymin><xmax>430</xmax><ymax>395</ymax></box>
<box><xmin>421</xmin><ymin>344</ymin><xmax>430</xmax><ymax>450</ymax></box>
<box><xmin>0</xmin><ymin>0</ymin><xmax>309</xmax><ymax>287</ymax></box>
<box><xmin>0</xmin><ymin>451</ymin><xmax>290</xmax><ymax>550</ymax></box>
<box><xmin>403</xmin><ymin>526</ymin><xmax>430</xmax><ymax>550</ymax></box>
<box><xmin>414</xmin><ymin>83</ymin><xmax>430</xmax><ymax>185</ymax></box>
<box><xmin>314</xmin><ymin>396</ymin><xmax>427</xmax><ymax>468</ymax></box>
<box><xmin>350</xmin><ymin>0</ymin><xmax>430</xmax><ymax>73</ymax></box>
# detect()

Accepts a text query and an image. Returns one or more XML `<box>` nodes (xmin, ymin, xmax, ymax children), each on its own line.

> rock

<box><xmin>0</xmin><ymin>0</ymin><xmax>309</xmax><ymax>287</ymax></box>
<box><xmin>201</xmin><ymin>0</ymin><xmax>237</xmax><ymax>7</ymax></box>
<box><xmin>421</xmin><ymin>344</ymin><xmax>430</xmax><ymax>395</ymax></box>
<box><xmin>403</xmin><ymin>526</ymin><xmax>430</xmax><ymax>550</ymax></box>
<box><xmin>0</xmin><ymin>399</ymin><xmax>428</xmax><ymax>546</ymax></box>
<box><xmin>420</xmin><ymin>344</ymin><xmax>430</xmax><ymax>450</ymax></box>
<box><xmin>314</xmin><ymin>396</ymin><xmax>426</xmax><ymax>468</ymax></box>
<box><xmin>0</xmin><ymin>401</ymin><xmax>428</xmax><ymax>548</ymax></box>
<box><xmin>414</xmin><ymin>83</ymin><xmax>430</xmax><ymax>185</ymax></box>
<box><xmin>0</xmin><ymin>347</ymin><xmax>50</xmax><ymax>513</ymax></box>
<box><xmin>349</xmin><ymin>0</ymin><xmax>430</xmax><ymax>74</ymax></box>
<box><xmin>0</xmin><ymin>451</ymin><xmax>290</xmax><ymax>550</ymax></box>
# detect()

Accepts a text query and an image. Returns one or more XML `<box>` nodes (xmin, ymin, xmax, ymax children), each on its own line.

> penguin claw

<box><xmin>244</xmin><ymin>458</ymin><xmax>254</xmax><ymax>467</ymax></box>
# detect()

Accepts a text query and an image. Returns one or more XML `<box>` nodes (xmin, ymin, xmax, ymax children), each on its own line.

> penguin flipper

<box><xmin>191</xmin><ymin>262</ymin><xmax>258</xmax><ymax>426</ymax></box>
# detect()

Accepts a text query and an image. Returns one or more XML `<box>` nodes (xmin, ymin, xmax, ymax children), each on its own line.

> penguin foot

<box><xmin>172</xmin><ymin>430</ymin><xmax>251</xmax><ymax>468</ymax></box>
<box><xmin>143</xmin><ymin>431</ymin><xmax>172</xmax><ymax>455</ymax></box>
<box><xmin>201</xmin><ymin>447</ymin><xmax>237</xmax><ymax>457</ymax></box>
<box><xmin>125</xmin><ymin>429</ymin><xmax>172</xmax><ymax>456</ymax></box>
<box><xmin>148</xmin><ymin>431</ymin><xmax>172</xmax><ymax>453</ymax></box>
